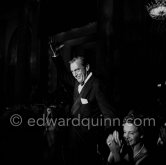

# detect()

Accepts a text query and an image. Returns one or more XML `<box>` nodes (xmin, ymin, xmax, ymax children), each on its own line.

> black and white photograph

<box><xmin>0</xmin><ymin>0</ymin><xmax>166</xmax><ymax>164</ymax></box>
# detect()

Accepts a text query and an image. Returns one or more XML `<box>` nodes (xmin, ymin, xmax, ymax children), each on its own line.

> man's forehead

<box><xmin>70</xmin><ymin>59</ymin><xmax>82</xmax><ymax>67</ymax></box>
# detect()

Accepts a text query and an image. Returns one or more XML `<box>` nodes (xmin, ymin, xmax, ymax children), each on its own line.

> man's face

<box><xmin>123</xmin><ymin>123</ymin><xmax>142</xmax><ymax>146</ymax></box>
<box><xmin>70</xmin><ymin>59</ymin><xmax>88</xmax><ymax>84</ymax></box>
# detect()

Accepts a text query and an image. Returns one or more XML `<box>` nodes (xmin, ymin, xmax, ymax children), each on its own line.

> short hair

<box><xmin>69</xmin><ymin>56</ymin><xmax>89</xmax><ymax>68</ymax></box>
<box><xmin>123</xmin><ymin>110</ymin><xmax>145</xmax><ymax>134</ymax></box>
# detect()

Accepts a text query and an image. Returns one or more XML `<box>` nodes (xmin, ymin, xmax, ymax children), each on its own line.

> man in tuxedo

<box><xmin>49</xmin><ymin>45</ymin><xmax>116</xmax><ymax>165</ymax></box>
<box><xmin>63</xmin><ymin>55</ymin><xmax>116</xmax><ymax>165</ymax></box>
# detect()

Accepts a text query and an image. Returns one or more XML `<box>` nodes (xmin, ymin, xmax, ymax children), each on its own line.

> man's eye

<box><xmin>129</xmin><ymin>132</ymin><xmax>134</xmax><ymax>135</ymax></box>
<box><xmin>76</xmin><ymin>69</ymin><xmax>81</xmax><ymax>72</ymax></box>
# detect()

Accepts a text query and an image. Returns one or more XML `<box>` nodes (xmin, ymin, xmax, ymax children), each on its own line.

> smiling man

<box><xmin>66</xmin><ymin>55</ymin><xmax>116</xmax><ymax>165</ymax></box>
<box><xmin>49</xmin><ymin>43</ymin><xmax>117</xmax><ymax>164</ymax></box>
<box><xmin>69</xmin><ymin>56</ymin><xmax>91</xmax><ymax>92</ymax></box>
<box><xmin>50</xmin><ymin>51</ymin><xmax>117</xmax><ymax>165</ymax></box>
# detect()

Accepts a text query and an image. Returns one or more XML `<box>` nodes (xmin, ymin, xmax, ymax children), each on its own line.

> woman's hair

<box><xmin>123</xmin><ymin>110</ymin><xmax>145</xmax><ymax>134</ymax></box>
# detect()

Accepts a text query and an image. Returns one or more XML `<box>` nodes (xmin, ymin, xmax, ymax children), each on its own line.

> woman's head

<box><xmin>123</xmin><ymin>111</ymin><xmax>145</xmax><ymax>146</ymax></box>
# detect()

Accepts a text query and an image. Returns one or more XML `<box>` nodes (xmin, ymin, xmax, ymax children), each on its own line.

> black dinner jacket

<box><xmin>71</xmin><ymin>75</ymin><xmax>116</xmax><ymax>121</ymax></box>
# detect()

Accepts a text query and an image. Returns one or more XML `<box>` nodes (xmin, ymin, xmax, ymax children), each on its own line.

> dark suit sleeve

<box><xmin>95</xmin><ymin>79</ymin><xmax>117</xmax><ymax>128</ymax></box>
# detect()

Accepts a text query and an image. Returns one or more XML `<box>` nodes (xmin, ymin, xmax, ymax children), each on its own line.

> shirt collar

<box><xmin>78</xmin><ymin>72</ymin><xmax>92</xmax><ymax>93</ymax></box>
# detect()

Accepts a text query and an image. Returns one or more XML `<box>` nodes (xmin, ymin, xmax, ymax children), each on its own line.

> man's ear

<box><xmin>86</xmin><ymin>64</ymin><xmax>90</xmax><ymax>72</ymax></box>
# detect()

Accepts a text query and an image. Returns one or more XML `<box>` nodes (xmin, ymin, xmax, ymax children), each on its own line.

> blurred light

<box><xmin>157</xmin><ymin>83</ymin><xmax>162</xmax><ymax>87</ymax></box>
<box><xmin>146</xmin><ymin>0</ymin><xmax>166</xmax><ymax>20</ymax></box>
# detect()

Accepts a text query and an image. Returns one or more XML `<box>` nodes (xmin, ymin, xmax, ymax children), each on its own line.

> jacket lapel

<box><xmin>71</xmin><ymin>76</ymin><xmax>95</xmax><ymax>115</ymax></box>
<box><xmin>79</xmin><ymin>76</ymin><xmax>94</xmax><ymax>97</ymax></box>
<box><xmin>73</xmin><ymin>81</ymin><xmax>79</xmax><ymax>102</ymax></box>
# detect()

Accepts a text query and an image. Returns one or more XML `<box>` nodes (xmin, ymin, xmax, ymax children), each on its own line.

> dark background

<box><xmin>0</xmin><ymin>0</ymin><xmax>165</xmax><ymax>112</ymax></box>
<box><xmin>0</xmin><ymin>0</ymin><xmax>166</xmax><ymax>164</ymax></box>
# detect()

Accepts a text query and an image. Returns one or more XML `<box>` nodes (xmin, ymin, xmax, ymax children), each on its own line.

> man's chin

<box><xmin>77</xmin><ymin>79</ymin><xmax>83</xmax><ymax>84</ymax></box>
<box><xmin>77</xmin><ymin>80</ymin><xmax>81</xmax><ymax>83</ymax></box>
